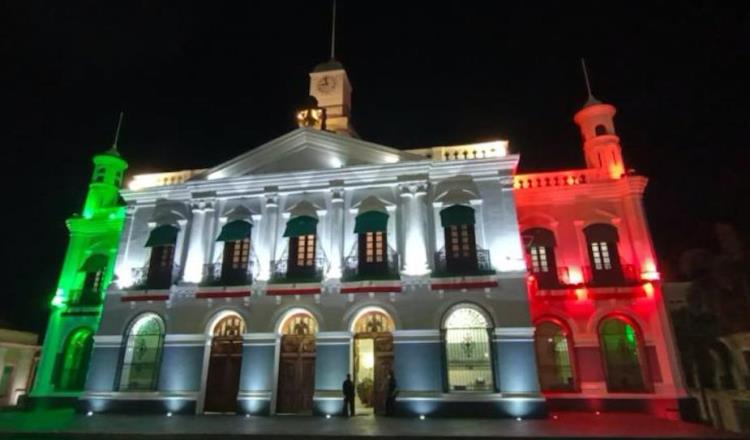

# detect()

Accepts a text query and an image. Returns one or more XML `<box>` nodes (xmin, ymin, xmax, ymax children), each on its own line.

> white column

<box><xmin>115</xmin><ymin>205</ymin><xmax>137</xmax><ymax>288</ymax></box>
<box><xmin>174</xmin><ymin>218</ymin><xmax>189</xmax><ymax>283</ymax></box>
<box><xmin>400</xmin><ymin>182</ymin><xmax>430</xmax><ymax>276</ymax></box>
<box><xmin>183</xmin><ymin>203</ymin><xmax>207</xmax><ymax>283</ymax></box>
<box><xmin>327</xmin><ymin>183</ymin><xmax>345</xmax><ymax>279</ymax></box>
<box><xmin>257</xmin><ymin>188</ymin><xmax>279</xmax><ymax>281</ymax></box>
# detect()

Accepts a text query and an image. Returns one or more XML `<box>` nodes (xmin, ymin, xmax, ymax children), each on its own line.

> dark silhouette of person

<box><xmin>386</xmin><ymin>369</ymin><xmax>397</xmax><ymax>416</ymax></box>
<box><xmin>342</xmin><ymin>374</ymin><xmax>355</xmax><ymax>417</ymax></box>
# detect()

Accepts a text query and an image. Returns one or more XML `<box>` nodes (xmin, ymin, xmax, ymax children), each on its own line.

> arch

<box><xmin>276</xmin><ymin>307</ymin><xmax>319</xmax><ymax>335</ymax></box>
<box><xmin>534</xmin><ymin>318</ymin><xmax>578</xmax><ymax>392</ymax></box>
<box><xmin>595</xmin><ymin>124</ymin><xmax>608</xmax><ymax>136</ymax></box>
<box><xmin>442</xmin><ymin>303</ymin><xmax>494</xmax><ymax>392</ymax></box>
<box><xmin>441</xmin><ymin>302</ymin><xmax>494</xmax><ymax>329</ymax></box>
<box><xmin>598</xmin><ymin>315</ymin><xmax>650</xmax><ymax>392</ymax></box>
<box><xmin>585</xmin><ymin>307</ymin><xmax>649</xmax><ymax>337</ymax></box>
<box><xmin>349</xmin><ymin>305</ymin><xmax>396</xmax><ymax>415</ymax></box>
<box><xmin>205</xmin><ymin>309</ymin><xmax>247</xmax><ymax>336</ymax></box>
<box><xmin>522</xmin><ymin>228</ymin><xmax>556</xmax><ymax>247</ymax></box>
<box><xmin>347</xmin><ymin>305</ymin><xmax>398</xmax><ymax>333</ymax></box>
<box><xmin>118</xmin><ymin>312</ymin><xmax>165</xmax><ymax>391</ymax></box>
<box><xmin>583</xmin><ymin>223</ymin><xmax>619</xmax><ymax>242</ymax></box>
<box><xmin>53</xmin><ymin>327</ymin><xmax>94</xmax><ymax>391</ymax></box>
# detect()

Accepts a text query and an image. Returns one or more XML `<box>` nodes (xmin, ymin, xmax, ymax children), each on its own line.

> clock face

<box><xmin>316</xmin><ymin>76</ymin><xmax>337</xmax><ymax>94</ymax></box>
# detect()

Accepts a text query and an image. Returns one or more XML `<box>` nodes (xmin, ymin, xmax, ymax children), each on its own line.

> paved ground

<box><xmin>0</xmin><ymin>409</ymin><xmax>740</xmax><ymax>439</ymax></box>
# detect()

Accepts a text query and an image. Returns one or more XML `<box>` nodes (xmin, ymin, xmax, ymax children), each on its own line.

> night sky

<box><xmin>1</xmin><ymin>2</ymin><xmax>748</xmax><ymax>335</ymax></box>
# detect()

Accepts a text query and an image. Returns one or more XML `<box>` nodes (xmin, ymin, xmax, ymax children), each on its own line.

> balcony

<box><xmin>67</xmin><ymin>288</ymin><xmax>103</xmax><ymax>307</ymax></box>
<box><xmin>582</xmin><ymin>264</ymin><xmax>640</xmax><ymax>287</ymax></box>
<box><xmin>201</xmin><ymin>262</ymin><xmax>253</xmax><ymax>287</ymax></box>
<box><xmin>270</xmin><ymin>257</ymin><xmax>326</xmax><ymax>284</ymax></box>
<box><xmin>129</xmin><ymin>263</ymin><xmax>181</xmax><ymax>290</ymax></box>
<box><xmin>432</xmin><ymin>248</ymin><xmax>495</xmax><ymax>278</ymax></box>
<box><xmin>342</xmin><ymin>248</ymin><xmax>400</xmax><ymax>282</ymax></box>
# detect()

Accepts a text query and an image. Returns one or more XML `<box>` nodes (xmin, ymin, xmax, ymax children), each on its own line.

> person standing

<box><xmin>342</xmin><ymin>374</ymin><xmax>355</xmax><ymax>417</ymax></box>
<box><xmin>385</xmin><ymin>369</ymin><xmax>397</xmax><ymax>416</ymax></box>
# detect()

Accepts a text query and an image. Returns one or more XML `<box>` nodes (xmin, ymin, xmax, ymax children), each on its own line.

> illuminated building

<box><xmin>33</xmin><ymin>59</ymin><xmax>687</xmax><ymax>419</ymax></box>
<box><xmin>0</xmin><ymin>328</ymin><xmax>39</xmax><ymax>407</ymax></box>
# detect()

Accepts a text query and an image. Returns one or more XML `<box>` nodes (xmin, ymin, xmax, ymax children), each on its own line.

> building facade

<box><xmin>0</xmin><ymin>328</ymin><xmax>39</xmax><ymax>407</ymax></box>
<box><xmin>34</xmin><ymin>60</ymin><xmax>688</xmax><ymax>418</ymax></box>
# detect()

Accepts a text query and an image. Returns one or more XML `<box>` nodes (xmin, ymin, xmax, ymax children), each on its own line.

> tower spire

<box><xmin>330</xmin><ymin>0</ymin><xmax>337</xmax><ymax>59</ymax></box>
<box><xmin>108</xmin><ymin>112</ymin><xmax>124</xmax><ymax>155</ymax></box>
<box><xmin>580</xmin><ymin>58</ymin><xmax>601</xmax><ymax>106</ymax></box>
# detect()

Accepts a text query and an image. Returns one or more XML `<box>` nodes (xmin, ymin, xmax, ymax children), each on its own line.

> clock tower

<box><xmin>309</xmin><ymin>59</ymin><xmax>355</xmax><ymax>137</ymax></box>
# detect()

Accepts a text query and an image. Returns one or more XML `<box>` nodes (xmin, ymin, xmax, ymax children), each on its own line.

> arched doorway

<box><xmin>442</xmin><ymin>304</ymin><xmax>494</xmax><ymax>392</ymax></box>
<box><xmin>352</xmin><ymin>309</ymin><xmax>395</xmax><ymax>415</ymax></box>
<box><xmin>204</xmin><ymin>313</ymin><xmax>245</xmax><ymax>413</ymax></box>
<box><xmin>54</xmin><ymin>328</ymin><xmax>94</xmax><ymax>391</ymax></box>
<box><xmin>599</xmin><ymin>316</ymin><xmax>649</xmax><ymax>392</ymax></box>
<box><xmin>534</xmin><ymin>320</ymin><xmax>577</xmax><ymax>392</ymax></box>
<box><xmin>276</xmin><ymin>311</ymin><xmax>317</xmax><ymax>414</ymax></box>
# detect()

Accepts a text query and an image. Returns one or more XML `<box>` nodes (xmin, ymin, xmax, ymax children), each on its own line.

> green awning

<box><xmin>216</xmin><ymin>220</ymin><xmax>253</xmax><ymax>242</ymax></box>
<box><xmin>440</xmin><ymin>205</ymin><xmax>475</xmax><ymax>227</ymax></box>
<box><xmin>80</xmin><ymin>254</ymin><xmax>108</xmax><ymax>272</ymax></box>
<box><xmin>354</xmin><ymin>211</ymin><xmax>389</xmax><ymax>233</ymax></box>
<box><xmin>145</xmin><ymin>224</ymin><xmax>180</xmax><ymax>247</ymax></box>
<box><xmin>283</xmin><ymin>215</ymin><xmax>318</xmax><ymax>237</ymax></box>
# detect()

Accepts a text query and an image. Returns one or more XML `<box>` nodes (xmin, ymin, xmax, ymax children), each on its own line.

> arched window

<box><xmin>595</xmin><ymin>125</ymin><xmax>608</xmax><ymax>136</ymax></box>
<box><xmin>523</xmin><ymin>228</ymin><xmax>559</xmax><ymax>288</ymax></box>
<box><xmin>439</xmin><ymin>205</ymin><xmax>479</xmax><ymax>274</ymax></box>
<box><xmin>354</xmin><ymin>210</ymin><xmax>390</xmax><ymax>277</ymax></box>
<box><xmin>534</xmin><ymin>321</ymin><xmax>576</xmax><ymax>391</ymax></box>
<box><xmin>599</xmin><ymin>317</ymin><xmax>648</xmax><ymax>392</ymax></box>
<box><xmin>283</xmin><ymin>215</ymin><xmax>318</xmax><ymax>279</ymax></box>
<box><xmin>216</xmin><ymin>220</ymin><xmax>253</xmax><ymax>285</ymax></box>
<box><xmin>443</xmin><ymin>305</ymin><xmax>494</xmax><ymax>392</ymax></box>
<box><xmin>77</xmin><ymin>254</ymin><xmax>108</xmax><ymax>306</ymax></box>
<box><xmin>118</xmin><ymin>313</ymin><xmax>165</xmax><ymax>391</ymax></box>
<box><xmin>583</xmin><ymin>223</ymin><xmax>624</xmax><ymax>286</ymax></box>
<box><xmin>53</xmin><ymin>328</ymin><xmax>94</xmax><ymax>391</ymax></box>
<box><xmin>144</xmin><ymin>225</ymin><xmax>179</xmax><ymax>289</ymax></box>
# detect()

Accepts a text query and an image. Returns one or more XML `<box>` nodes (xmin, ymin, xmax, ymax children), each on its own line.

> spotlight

<box><xmin>419</xmin><ymin>415</ymin><xmax>425</xmax><ymax>420</ymax></box>
<box><xmin>245</xmin><ymin>414</ymin><xmax>250</xmax><ymax>418</ymax></box>
<box><xmin>552</xmin><ymin>415</ymin><xmax>558</xmax><ymax>420</ymax></box>
<box><xmin>166</xmin><ymin>412</ymin><xmax>173</xmax><ymax>417</ymax></box>
<box><xmin>516</xmin><ymin>417</ymin><xmax>522</xmax><ymax>421</ymax></box>
<box><xmin>326</xmin><ymin>414</ymin><xmax>331</xmax><ymax>419</ymax></box>
<box><xmin>86</xmin><ymin>411</ymin><xmax>93</xmax><ymax>417</ymax></box>
<box><xmin>595</xmin><ymin>411</ymin><xmax>600</xmax><ymax>416</ymax></box>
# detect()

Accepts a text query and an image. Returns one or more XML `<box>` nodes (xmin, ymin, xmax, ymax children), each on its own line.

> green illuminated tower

<box><xmin>30</xmin><ymin>114</ymin><xmax>128</xmax><ymax>406</ymax></box>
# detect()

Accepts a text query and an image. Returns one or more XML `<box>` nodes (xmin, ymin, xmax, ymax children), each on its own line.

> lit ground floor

<box><xmin>0</xmin><ymin>409</ymin><xmax>738</xmax><ymax>439</ymax></box>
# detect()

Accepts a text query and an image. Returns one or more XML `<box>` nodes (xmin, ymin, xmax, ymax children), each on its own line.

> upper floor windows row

<box><xmin>523</xmin><ymin>223</ymin><xmax>636</xmax><ymax>289</ymax></box>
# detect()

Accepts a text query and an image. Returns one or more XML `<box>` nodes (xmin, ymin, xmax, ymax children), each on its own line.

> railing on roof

<box><xmin>513</xmin><ymin>169</ymin><xmax>612</xmax><ymax>190</ymax></box>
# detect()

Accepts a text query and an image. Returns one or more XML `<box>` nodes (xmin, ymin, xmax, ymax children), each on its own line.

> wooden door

<box><xmin>372</xmin><ymin>335</ymin><xmax>394</xmax><ymax>415</ymax></box>
<box><xmin>276</xmin><ymin>335</ymin><xmax>316</xmax><ymax>413</ymax></box>
<box><xmin>204</xmin><ymin>337</ymin><xmax>243</xmax><ymax>413</ymax></box>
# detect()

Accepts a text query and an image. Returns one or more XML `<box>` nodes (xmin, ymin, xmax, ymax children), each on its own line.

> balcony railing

<box><xmin>201</xmin><ymin>262</ymin><xmax>253</xmax><ymax>286</ymax></box>
<box><xmin>582</xmin><ymin>264</ymin><xmax>640</xmax><ymax>287</ymax></box>
<box><xmin>67</xmin><ymin>289</ymin><xmax>103</xmax><ymax>307</ymax></box>
<box><xmin>270</xmin><ymin>257</ymin><xmax>326</xmax><ymax>284</ymax></box>
<box><xmin>432</xmin><ymin>248</ymin><xmax>495</xmax><ymax>277</ymax></box>
<box><xmin>342</xmin><ymin>248</ymin><xmax>400</xmax><ymax>282</ymax></box>
<box><xmin>129</xmin><ymin>264</ymin><xmax>181</xmax><ymax>290</ymax></box>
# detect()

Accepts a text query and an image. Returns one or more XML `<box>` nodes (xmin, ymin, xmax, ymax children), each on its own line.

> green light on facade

<box><xmin>31</xmin><ymin>144</ymin><xmax>129</xmax><ymax>401</ymax></box>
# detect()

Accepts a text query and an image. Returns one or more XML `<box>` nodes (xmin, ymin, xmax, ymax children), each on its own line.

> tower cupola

<box><xmin>573</xmin><ymin>61</ymin><xmax>625</xmax><ymax>179</ymax></box>
<box><xmin>82</xmin><ymin>113</ymin><xmax>128</xmax><ymax>218</ymax></box>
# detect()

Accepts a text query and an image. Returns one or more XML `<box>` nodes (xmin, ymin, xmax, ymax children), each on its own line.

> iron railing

<box><xmin>67</xmin><ymin>289</ymin><xmax>103</xmax><ymax>307</ymax></box>
<box><xmin>270</xmin><ymin>256</ymin><xmax>326</xmax><ymax>283</ymax></box>
<box><xmin>342</xmin><ymin>247</ymin><xmax>400</xmax><ymax>281</ymax></box>
<box><xmin>201</xmin><ymin>262</ymin><xmax>253</xmax><ymax>286</ymax></box>
<box><xmin>432</xmin><ymin>248</ymin><xmax>495</xmax><ymax>277</ymax></box>
<box><xmin>130</xmin><ymin>263</ymin><xmax>181</xmax><ymax>290</ymax></box>
<box><xmin>582</xmin><ymin>264</ymin><xmax>640</xmax><ymax>287</ymax></box>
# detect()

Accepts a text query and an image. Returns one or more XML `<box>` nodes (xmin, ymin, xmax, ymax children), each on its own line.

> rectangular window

<box><xmin>529</xmin><ymin>246</ymin><xmax>549</xmax><ymax>273</ymax></box>
<box><xmin>364</xmin><ymin>231</ymin><xmax>385</xmax><ymax>263</ymax></box>
<box><xmin>591</xmin><ymin>242</ymin><xmax>612</xmax><ymax>271</ymax></box>
<box><xmin>295</xmin><ymin>235</ymin><xmax>315</xmax><ymax>267</ymax></box>
<box><xmin>228</xmin><ymin>238</ymin><xmax>250</xmax><ymax>270</ymax></box>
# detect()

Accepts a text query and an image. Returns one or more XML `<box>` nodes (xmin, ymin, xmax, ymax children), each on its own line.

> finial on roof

<box><xmin>581</xmin><ymin>58</ymin><xmax>601</xmax><ymax>107</ymax></box>
<box><xmin>106</xmin><ymin>112</ymin><xmax>124</xmax><ymax>156</ymax></box>
<box><xmin>330</xmin><ymin>0</ymin><xmax>337</xmax><ymax>60</ymax></box>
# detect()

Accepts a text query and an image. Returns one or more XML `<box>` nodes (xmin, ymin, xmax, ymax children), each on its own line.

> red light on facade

<box><xmin>643</xmin><ymin>282</ymin><xmax>655</xmax><ymax>299</ymax></box>
<box><xmin>574</xmin><ymin>288</ymin><xmax>588</xmax><ymax>301</ymax></box>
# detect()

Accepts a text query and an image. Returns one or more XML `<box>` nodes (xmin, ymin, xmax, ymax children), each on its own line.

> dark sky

<box><xmin>1</xmin><ymin>1</ymin><xmax>748</xmax><ymax>334</ymax></box>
